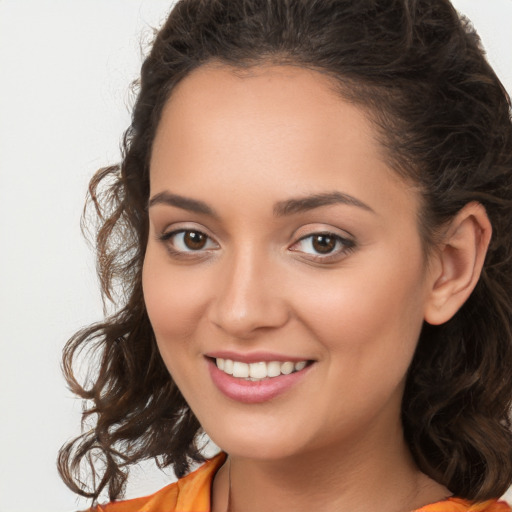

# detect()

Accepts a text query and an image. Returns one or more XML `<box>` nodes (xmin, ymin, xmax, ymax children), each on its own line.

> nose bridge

<box><xmin>209</xmin><ymin>242</ymin><xmax>289</xmax><ymax>337</ymax></box>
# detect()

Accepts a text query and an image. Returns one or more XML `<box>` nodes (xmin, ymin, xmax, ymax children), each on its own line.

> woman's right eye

<box><xmin>159</xmin><ymin>229</ymin><xmax>219</xmax><ymax>253</ymax></box>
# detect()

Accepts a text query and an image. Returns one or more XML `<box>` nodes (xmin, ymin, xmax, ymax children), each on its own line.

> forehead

<box><xmin>150</xmin><ymin>63</ymin><xmax>418</xmax><ymax>223</ymax></box>
<box><xmin>156</xmin><ymin>63</ymin><xmax>373</xmax><ymax>142</ymax></box>
<box><xmin>167</xmin><ymin>63</ymin><xmax>343</xmax><ymax>116</ymax></box>
<box><xmin>153</xmin><ymin>65</ymin><xmax>385</xmax><ymax>174</ymax></box>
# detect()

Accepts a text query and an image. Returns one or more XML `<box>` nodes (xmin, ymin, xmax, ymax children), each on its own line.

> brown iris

<box><xmin>312</xmin><ymin>234</ymin><xmax>337</xmax><ymax>254</ymax></box>
<box><xmin>184</xmin><ymin>231</ymin><xmax>208</xmax><ymax>250</ymax></box>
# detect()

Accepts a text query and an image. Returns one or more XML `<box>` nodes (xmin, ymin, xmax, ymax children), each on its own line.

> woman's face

<box><xmin>143</xmin><ymin>64</ymin><xmax>437</xmax><ymax>460</ymax></box>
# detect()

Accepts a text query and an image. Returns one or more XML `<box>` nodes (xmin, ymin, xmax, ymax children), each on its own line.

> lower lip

<box><xmin>207</xmin><ymin>359</ymin><xmax>313</xmax><ymax>403</ymax></box>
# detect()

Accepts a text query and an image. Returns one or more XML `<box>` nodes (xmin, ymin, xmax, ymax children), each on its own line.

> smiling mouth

<box><xmin>213</xmin><ymin>358</ymin><xmax>310</xmax><ymax>381</ymax></box>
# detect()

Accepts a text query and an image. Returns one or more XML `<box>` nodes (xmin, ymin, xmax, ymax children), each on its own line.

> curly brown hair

<box><xmin>59</xmin><ymin>0</ymin><xmax>512</xmax><ymax>504</ymax></box>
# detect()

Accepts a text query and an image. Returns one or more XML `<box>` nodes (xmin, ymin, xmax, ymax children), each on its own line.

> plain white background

<box><xmin>0</xmin><ymin>1</ymin><xmax>511</xmax><ymax>511</ymax></box>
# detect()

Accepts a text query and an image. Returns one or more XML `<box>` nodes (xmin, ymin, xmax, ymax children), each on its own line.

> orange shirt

<box><xmin>91</xmin><ymin>453</ymin><xmax>510</xmax><ymax>512</ymax></box>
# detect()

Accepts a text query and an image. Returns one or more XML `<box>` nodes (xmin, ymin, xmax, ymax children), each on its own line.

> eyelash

<box><xmin>158</xmin><ymin>229</ymin><xmax>219</xmax><ymax>259</ymax></box>
<box><xmin>290</xmin><ymin>232</ymin><xmax>356</xmax><ymax>263</ymax></box>
<box><xmin>158</xmin><ymin>229</ymin><xmax>356</xmax><ymax>262</ymax></box>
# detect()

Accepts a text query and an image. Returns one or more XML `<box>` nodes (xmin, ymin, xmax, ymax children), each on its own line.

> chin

<box><xmin>202</xmin><ymin>419</ymin><xmax>316</xmax><ymax>461</ymax></box>
<box><xmin>214</xmin><ymin>437</ymin><xmax>304</xmax><ymax>461</ymax></box>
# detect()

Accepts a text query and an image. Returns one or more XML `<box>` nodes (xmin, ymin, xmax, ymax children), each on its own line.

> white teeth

<box><xmin>249</xmin><ymin>362</ymin><xmax>267</xmax><ymax>379</ymax></box>
<box><xmin>294</xmin><ymin>361</ymin><xmax>307</xmax><ymax>371</ymax></box>
<box><xmin>232</xmin><ymin>361</ymin><xmax>250</xmax><ymax>378</ymax></box>
<box><xmin>223</xmin><ymin>359</ymin><xmax>234</xmax><ymax>375</ymax></box>
<box><xmin>267</xmin><ymin>361</ymin><xmax>281</xmax><ymax>377</ymax></box>
<box><xmin>215</xmin><ymin>358</ymin><xmax>308</xmax><ymax>380</ymax></box>
<box><xmin>280</xmin><ymin>361</ymin><xmax>294</xmax><ymax>375</ymax></box>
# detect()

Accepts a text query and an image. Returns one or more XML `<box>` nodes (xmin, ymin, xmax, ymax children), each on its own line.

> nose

<box><xmin>207</xmin><ymin>249</ymin><xmax>290</xmax><ymax>339</ymax></box>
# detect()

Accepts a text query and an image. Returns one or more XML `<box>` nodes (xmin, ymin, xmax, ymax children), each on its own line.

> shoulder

<box><xmin>88</xmin><ymin>452</ymin><xmax>227</xmax><ymax>512</ymax></box>
<box><xmin>414</xmin><ymin>497</ymin><xmax>511</xmax><ymax>512</ymax></box>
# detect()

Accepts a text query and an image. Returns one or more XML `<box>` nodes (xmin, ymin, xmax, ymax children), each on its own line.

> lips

<box><xmin>206</xmin><ymin>354</ymin><xmax>314</xmax><ymax>403</ymax></box>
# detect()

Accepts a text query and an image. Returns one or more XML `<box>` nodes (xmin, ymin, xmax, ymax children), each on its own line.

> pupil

<box><xmin>184</xmin><ymin>231</ymin><xmax>207</xmax><ymax>250</ymax></box>
<box><xmin>312</xmin><ymin>235</ymin><xmax>336</xmax><ymax>254</ymax></box>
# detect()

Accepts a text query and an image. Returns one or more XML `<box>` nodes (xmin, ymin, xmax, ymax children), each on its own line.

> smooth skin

<box><xmin>142</xmin><ymin>64</ymin><xmax>491</xmax><ymax>512</ymax></box>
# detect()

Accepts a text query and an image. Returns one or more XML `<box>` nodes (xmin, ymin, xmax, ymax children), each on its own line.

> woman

<box><xmin>59</xmin><ymin>1</ymin><xmax>512</xmax><ymax>511</ymax></box>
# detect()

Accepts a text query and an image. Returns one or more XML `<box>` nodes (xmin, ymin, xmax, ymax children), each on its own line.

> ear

<box><xmin>424</xmin><ymin>202</ymin><xmax>492</xmax><ymax>326</ymax></box>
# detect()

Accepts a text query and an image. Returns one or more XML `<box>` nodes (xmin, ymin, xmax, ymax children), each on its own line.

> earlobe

<box><xmin>424</xmin><ymin>202</ymin><xmax>492</xmax><ymax>326</ymax></box>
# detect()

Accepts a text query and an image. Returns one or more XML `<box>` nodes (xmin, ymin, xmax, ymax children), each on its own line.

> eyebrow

<box><xmin>148</xmin><ymin>191</ymin><xmax>217</xmax><ymax>217</ymax></box>
<box><xmin>273</xmin><ymin>191</ymin><xmax>375</xmax><ymax>216</ymax></box>
<box><xmin>147</xmin><ymin>190</ymin><xmax>374</xmax><ymax>217</ymax></box>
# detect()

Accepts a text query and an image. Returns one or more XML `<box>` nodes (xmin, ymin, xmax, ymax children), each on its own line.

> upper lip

<box><xmin>205</xmin><ymin>351</ymin><xmax>312</xmax><ymax>364</ymax></box>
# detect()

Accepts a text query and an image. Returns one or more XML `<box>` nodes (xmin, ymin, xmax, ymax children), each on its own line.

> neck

<box><xmin>212</xmin><ymin>424</ymin><xmax>449</xmax><ymax>512</ymax></box>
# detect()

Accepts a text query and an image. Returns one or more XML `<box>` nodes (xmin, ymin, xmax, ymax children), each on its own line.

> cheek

<box><xmin>142</xmin><ymin>250</ymin><xmax>209</xmax><ymax>344</ymax></box>
<box><xmin>295</xmin><ymin>245</ymin><xmax>428</xmax><ymax>378</ymax></box>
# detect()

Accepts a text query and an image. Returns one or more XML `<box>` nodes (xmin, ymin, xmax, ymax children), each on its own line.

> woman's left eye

<box><xmin>160</xmin><ymin>229</ymin><xmax>219</xmax><ymax>253</ymax></box>
<box><xmin>290</xmin><ymin>232</ymin><xmax>355</xmax><ymax>260</ymax></box>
